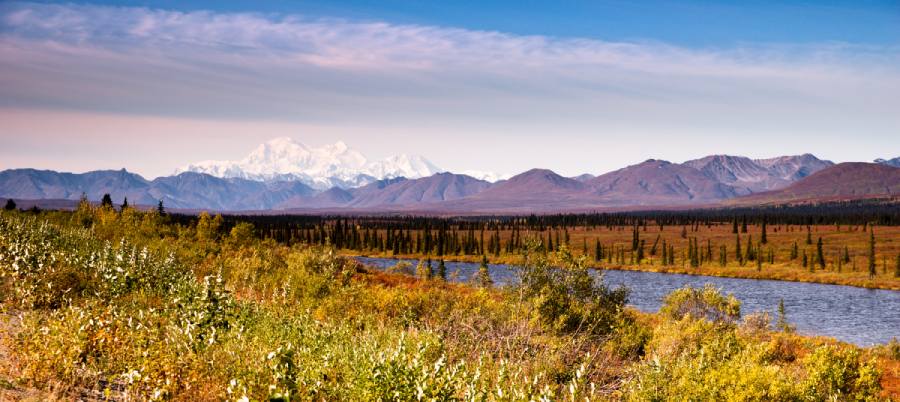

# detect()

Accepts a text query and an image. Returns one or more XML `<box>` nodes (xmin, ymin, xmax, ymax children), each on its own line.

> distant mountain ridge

<box><xmin>728</xmin><ymin>163</ymin><xmax>900</xmax><ymax>205</ymax></box>
<box><xmin>175</xmin><ymin>137</ymin><xmax>443</xmax><ymax>190</ymax></box>
<box><xmin>875</xmin><ymin>157</ymin><xmax>900</xmax><ymax>168</ymax></box>
<box><xmin>1</xmin><ymin>153</ymin><xmax>854</xmax><ymax>212</ymax></box>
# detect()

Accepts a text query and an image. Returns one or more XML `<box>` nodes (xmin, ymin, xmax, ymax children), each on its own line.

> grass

<box><xmin>0</xmin><ymin>206</ymin><xmax>898</xmax><ymax>400</ymax></box>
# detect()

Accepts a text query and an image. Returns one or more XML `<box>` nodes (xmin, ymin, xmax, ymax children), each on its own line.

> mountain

<box><xmin>730</xmin><ymin>163</ymin><xmax>900</xmax><ymax>205</ymax></box>
<box><xmin>348</xmin><ymin>173</ymin><xmax>491</xmax><ymax>208</ymax></box>
<box><xmin>0</xmin><ymin>168</ymin><xmax>156</xmax><ymax>205</ymax></box>
<box><xmin>0</xmin><ymin>169</ymin><xmax>316</xmax><ymax>211</ymax></box>
<box><xmin>3</xmin><ymin>152</ymin><xmax>889</xmax><ymax>213</ymax></box>
<box><xmin>459</xmin><ymin>170</ymin><xmax>510</xmax><ymax>183</ymax></box>
<box><xmin>176</xmin><ymin>137</ymin><xmax>442</xmax><ymax>190</ymax></box>
<box><xmin>424</xmin><ymin>169</ymin><xmax>592</xmax><ymax>213</ymax></box>
<box><xmin>683</xmin><ymin>154</ymin><xmax>833</xmax><ymax>194</ymax></box>
<box><xmin>587</xmin><ymin>159</ymin><xmax>737</xmax><ymax>205</ymax></box>
<box><xmin>875</xmin><ymin>157</ymin><xmax>900</xmax><ymax>168</ymax></box>
<box><xmin>754</xmin><ymin>154</ymin><xmax>833</xmax><ymax>182</ymax></box>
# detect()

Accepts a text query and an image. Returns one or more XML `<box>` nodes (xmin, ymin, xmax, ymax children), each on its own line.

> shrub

<box><xmin>660</xmin><ymin>284</ymin><xmax>741</xmax><ymax>324</ymax></box>
<box><xmin>514</xmin><ymin>240</ymin><xmax>629</xmax><ymax>336</ymax></box>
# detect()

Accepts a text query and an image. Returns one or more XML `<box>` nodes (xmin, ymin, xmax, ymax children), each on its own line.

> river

<box><xmin>355</xmin><ymin>256</ymin><xmax>900</xmax><ymax>346</ymax></box>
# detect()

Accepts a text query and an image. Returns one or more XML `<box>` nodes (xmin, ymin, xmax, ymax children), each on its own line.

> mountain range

<box><xmin>2</xmin><ymin>139</ymin><xmax>898</xmax><ymax>213</ymax></box>
<box><xmin>175</xmin><ymin>137</ymin><xmax>445</xmax><ymax>190</ymax></box>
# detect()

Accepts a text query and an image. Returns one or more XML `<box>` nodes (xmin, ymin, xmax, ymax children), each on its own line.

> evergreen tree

<box><xmin>438</xmin><ymin>259</ymin><xmax>447</xmax><ymax>281</ymax></box>
<box><xmin>661</xmin><ymin>241</ymin><xmax>668</xmax><ymax>266</ymax></box>
<box><xmin>777</xmin><ymin>298</ymin><xmax>789</xmax><ymax>332</ymax></box>
<box><xmin>895</xmin><ymin>253</ymin><xmax>900</xmax><ymax>278</ymax></box>
<box><xmin>3</xmin><ymin>199</ymin><xmax>15</xmax><ymax>211</ymax></box>
<box><xmin>735</xmin><ymin>234</ymin><xmax>743</xmax><ymax>265</ymax></box>
<box><xmin>100</xmin><ymin>193</ymin><xmax>113</xmax><ymax>208</ymax></box>
<box><xmin>594</xmin><ymin>239</ymin><xmax>602</xmax><ymax>262</ymax></box>
<box><xmin>816</xmin><ymin>237</ymin><xmax>825</xmax><ymax>269</ymax></box>
<box><xmin>732</xmin><ymin>217</ymin><xmax>738</xmax><ymax>234</ymax></box>
<box><xmin>760</xmin><ymin>219</ymin><xmax>768</xmax><ymax>244</ymax></box>
<box><xmin>741</xmin><ymin>216</ymin><xmax>747</xmax><ymax>233</ymax></box>
<box><xmin>476</xmin><ymin>255</ymin><xmax>493</xmax><ymax>287</ymax></box>
<box><xmin>802</xmin><ymin>250</ymin><xmax>808</xmax><ymax>269</ymax></box>
<box><xmin>121</xmin><ymin>197</ymin><xmax>129</xmax><ymax>210</ymax></box>
<box><xmin>637</xmin><ymin>239</ymin><xmax>645</xmax><ymax>263</ymax></box>
<box><xmin>790</xmin><ymin>242</ymin><xmax>798</xmax><ymax>260</ymax></box>
<box><xmin>806</xmin><ymin>226</ymin><xmax>813</xmax><ymax>245</ymax></box>
<box><xmin>632</xmin><ymin>225</ymin><xmax>640</xmax><ymax>251</ymax></box>
<box><xmin>157</xmin><ymin>200</ymin><xmax>165</xmax><ymax>215</ymax></box>
<box><xmin>868</xmin><ymin>229</ymin><xmax>876</xmax><ymax>278</ymax></box>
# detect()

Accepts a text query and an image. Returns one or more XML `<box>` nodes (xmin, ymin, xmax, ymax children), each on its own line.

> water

<box><xmin>355</xmin><ymin>256</ymin><xmax>900</xmax><ymax>346</ymax></box>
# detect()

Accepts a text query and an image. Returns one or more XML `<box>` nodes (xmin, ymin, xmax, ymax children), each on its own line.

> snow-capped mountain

<box><xmin>176</xmin><ymin>137</ymin><xmax>443</xmax><ymax>190</ymax></box>
<box><xmin>460</xmin><ymin>170</ymin><xmax>512</xmax><ymax>183</ymax></box>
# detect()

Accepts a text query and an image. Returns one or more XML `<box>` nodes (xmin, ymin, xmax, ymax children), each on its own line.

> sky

<box><xmin>1</xmin><ymin>0</ymin><xmax>899</xmax><ymax>179</ymax></box>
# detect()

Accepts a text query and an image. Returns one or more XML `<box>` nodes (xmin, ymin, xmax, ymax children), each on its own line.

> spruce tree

<box><xmin>100</xmin><ymin>193</ymin><xmax>113</xmax><ymax>208</ymax></box>
<box><xmin>438</xmin><ymin>259</ymin><xmax>447</xmax><ymax>281</ymax></box>
<box><xmin>735</xmin><ymin>234</ymin><xmax>743</xmax><ymax>265</ymax></box>
<box><xmin>595</xmin><ymin>239</ymin><xmax>602</xmax><ymax>262</ymax></box>
<box><xmin>868</xmin><ymin>230</ymin><xmax>876</xmax><ymax>278</ymax></box>
<box><xmin>790</xmin><ymin>242</ymin><xmax>798</xmax><ymax>260</ymax></box>
<box><xmin>476</xmin><ymin>255</ymin><xmax>492</xmax><ymax>287</ymax></box>
<box><xmin>157</xmin><ymin>200</ymin><xmax>165</xmax><ymax>215</ymax></box>
<box><xmin>3</xmin><ymin>199</ymin><xmax>15</xmax><ymax>211</ymax></box>
<box><xmin>121</xmin><ymin>197</ymin><xmax>129</xmax><ymax>210</ymax></box>
<box><xmin>816</xmin><ymin>237</ymin><xmax>825</xmax><ymax>269</ymax></box>
<box><xmin>777</xmin><ymin>299</ymin><xmax>789</xmax><ymax>332</ymax></box>
<box><xmin>760</xmin><ymin>220</ymin><xmax>767</xmax><ymax>244</ymax></box>
<box><xmin>895</xmin><ymin>253</ymin><xmax>900</xmax><ymax>278</ymax></box>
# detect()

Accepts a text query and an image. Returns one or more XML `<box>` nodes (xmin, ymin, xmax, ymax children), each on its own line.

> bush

<box><xmin>514</xmin><ymin>240</ymin><xmax>629</xmax><ymax>336</ymax></box>
<box><xmin>660</xmin><ymin>284</ymin><xmax>741</xmax><ymax>324</ymax></box>
<box><xmin>800</xmin><ymin>345</ymin><xmax>881</xmax><ymax>401</ymax></box>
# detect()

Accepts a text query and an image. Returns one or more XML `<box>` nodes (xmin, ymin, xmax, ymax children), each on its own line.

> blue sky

<box><xmin>23</xmin><ymin>0</ymin><xmax>900</xmax><ymax>46</ymax></box>
<box><xmin>1</xmin><ymin>1</ymin><xmax>899</xmax><ymax>178</ymax></box>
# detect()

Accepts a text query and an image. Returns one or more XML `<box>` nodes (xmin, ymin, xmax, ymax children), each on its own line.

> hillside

<box><xmin>729</xmin><ymin>162</ymin><xmax>900</xmax><ymax>205</ymax></box>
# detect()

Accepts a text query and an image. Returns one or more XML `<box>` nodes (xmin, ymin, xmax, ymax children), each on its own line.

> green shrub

<box><xmin>660</xmin><ymin>284</ymin><xmax>741</xmax><ymax>324</ymax></box>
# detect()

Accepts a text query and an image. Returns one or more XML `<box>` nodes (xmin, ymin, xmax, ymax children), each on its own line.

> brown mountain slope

<box><xmin>347</xmin><ymin>172</ymin><xmax>491</xmax><ymax>208</ymax></box>
<box><xmin>728</xmin><ymin>162</ymin><xmax>900</xmax><ymax>205</ymax></box>
<box><xmin>587</xmin><ymin>159</ymin><xmax>739</xmax><ymax>205</ymax></box>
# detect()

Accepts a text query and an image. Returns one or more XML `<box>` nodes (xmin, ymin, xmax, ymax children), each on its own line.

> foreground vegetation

<box><xmin>1</xmin><ymin>204</ymin><xmax>898</xmax><ymax>400</ymax></box>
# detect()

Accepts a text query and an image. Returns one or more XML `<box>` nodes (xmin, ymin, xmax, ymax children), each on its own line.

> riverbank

<box><xmin>341</xmin><ymin>251</ymin><xmax>900</xmax><ymax>291</ymax></box>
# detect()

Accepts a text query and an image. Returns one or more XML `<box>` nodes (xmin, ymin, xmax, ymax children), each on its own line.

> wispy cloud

<box><xmin>1</xmin><ymin>2</ymin><xmax>898</xmax><ymax>176</ymax></box>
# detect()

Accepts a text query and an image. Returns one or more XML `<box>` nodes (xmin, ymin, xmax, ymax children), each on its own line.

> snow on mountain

<box><xmin>176</xmin><ymin>137</ymin><xmax>443</xmax><ymax>190</ymax></box>
<box><xmin>459</xmin><ymin>170</ymin><xmax>512</xmax><ymax>183</ymax></box>
<box><xmin>875</xmin><ymin>157</ymin><xmax>900</xmax><ymax>168</ymax></box>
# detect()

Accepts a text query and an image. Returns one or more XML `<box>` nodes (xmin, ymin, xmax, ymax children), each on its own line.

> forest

<box><xmin>204</xmin><ymin>201</ymin><xmax>900</xmax><ymax>290</ymax></box>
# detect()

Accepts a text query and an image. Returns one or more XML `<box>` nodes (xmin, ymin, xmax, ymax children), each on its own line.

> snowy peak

<box><xmin>176</xmin><ymin>137</ymin><xmax>442</xmax><ymax>189</ymax></box>
<box><xmin>875</xmin><ymin>157</ymin><xmax>900</xmax><ymax>168</ymax></box>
